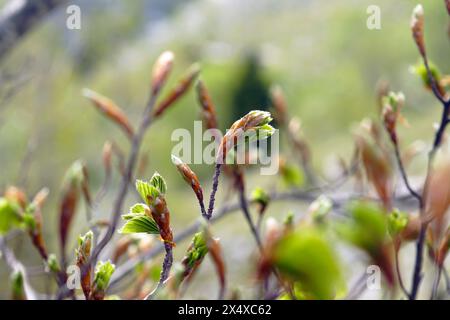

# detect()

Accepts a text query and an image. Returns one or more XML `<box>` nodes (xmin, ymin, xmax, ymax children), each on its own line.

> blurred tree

<box><xmin>231</xmin><ymin>52</ymin><xmax>270</xmax><ymax>124</ymax></box>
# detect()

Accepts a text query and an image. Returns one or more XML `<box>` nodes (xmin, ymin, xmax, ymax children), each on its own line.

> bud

<box><xmin>446</xmin><ymin>0</ymin><xmax>450</xmax><ymax>15</ymax></box>
<box><xmin>382</xmin><ymin>91</ymin><xmax>406</xmax><ymax>144</ymax></box>
<box><xmin>83</xmin><ymin>88</ymin><xmax>134</xmax><ymax>139</ymax></box>
<box><xmin>76</xmin><ymin>231</ymin><xmax>93</xmax><ymax>299</ymax></box>
<box><xmin>424</xmin><ymin>156</ymin><xmax>450</xmax><ymax>249</ymax></box>
<box><xmin>153</xmin><ymin>64</ymin><xmax>200</xmax><ymax>118</ymax></box>
<box><xmin>4</xmin><ymin>186</ymin><xmax>27</xmax><ymax>210</ymax></box>
<box><xmin>411</xmin><ymin>4</ymin><xmax>426</xmax><ymax>57</ymax></box>
<box><xmin>197</xmin><ymin>80</ymin><xmax>218</xmax><ymax>130</ymax></box>
<box><xmin>219</xmin><ymin>110</ymin><xmax>275</xmax><ymax>162</ymax></box>
<box><xmin>91</xmin><ymin>260</ymin><xmax>115</xmax><ymax>300</ymax></box>
<box><xmin>46</xmin><ymin>254</ymin><xmax>61</xmax><ymax>274</ymax></box>
<box><xmin>11</xmin><ymin>270</ymin><xmax>26</xmax><ymax>300</ymax></box>
<box><xmin>171</xmin><ymin>155</ymin><xmax>205</xmax><ymax>216</ymax></box>
<box><xmin>251</xmin><ymin>187</ymin><xmax>270</xmax><ymax>215</ymax></box>
<box><xmin>270</xmin><ymin>85</ymin><xmax>288</xmax><ymax>126</ymax></box>
<box><xmin>0</xmin><ymin>197</ymin><xmax>22</xmax><ymax>235</ymax></box>
<box><xmin>151</xmin><ymin>51</ymin><xmax>174</xmax><ymax>96</ymax></box>
<box><xmin>134</xmin><ymin>173</ymin><xmax>174</xmax><ymax>246</ymax></box>
<box><xmin>356</xmin><ymin>124</ymin><xmax>393</xmax><ymax>210</ymax></box>
<box><xmin>102</xmin><ymin>141</ymin><xmax>113</xmax><ymax>176</ymax></box>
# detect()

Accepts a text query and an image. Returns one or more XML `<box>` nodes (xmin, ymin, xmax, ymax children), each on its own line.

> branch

<box><xmin>108</xmin><ymin>189</ymin><xmax>415</xmax><ymax>291</ymax></box>
<box><xmin>0</xmin><ymin>236</ymin><xmax>38</xmax><ymax>299</ymax></box>
<box><xmin>0</xmin><ymin>0</ymin><xmax>67</xmax><ymax>60</ymax></box>
<box><xmin>144</xmin><ymin>242</ymin><xmax>173</xmax><ymax>300</ymax></box>
<box><xmin>90</xmin><ymin>93</ymin><xmax>157</xmax><ymax>263</ymax></box>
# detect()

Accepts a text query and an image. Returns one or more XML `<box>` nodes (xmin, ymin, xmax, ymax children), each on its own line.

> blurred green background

<box><xmin>0</xmin><ymin>0</ymin><xmax>448</xmax><ymax>299</ymax></box>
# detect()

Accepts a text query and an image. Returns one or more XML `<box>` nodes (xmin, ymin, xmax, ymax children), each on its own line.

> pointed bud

<box><xmin>171</xmin><ymin>155</ymin><xmax>205</xmax><ymax>216</ymax></box>
<box><xmin>196</xmin><ymin>80</ymin><xmax>218</xmax><ymax>130</ymax></box>
<box><xmin>151</xmin><ymin>51</ymin><xmax>174</xmax><ymax>96</ymax></box>
<box><xmin>4</xmin><ymin>186</ymin><xmax>27</xmax><ymax>210</ymax></box>
<box><xmin>102</xmin><ymin>141</ymin><xmax>113</xmax><ymax>177</ymax></box>
<box><xmin>153</xmin><ymin>64</ymin><xmax>200</xmax><ymax>118</ymax></box>
<box><xmin>270</xmin><ymin>85</ymin><xmax>288</xmax><ymax>126</ymax></box>
<box><xmin>83</xmin><ymin>88</ymin><xmax>134</xmax><ymax>139</ymax></box>
<box><xmin>411</xmin><ymin>4</ymin><xmax>426</xmax><ymax>58</ymax></box>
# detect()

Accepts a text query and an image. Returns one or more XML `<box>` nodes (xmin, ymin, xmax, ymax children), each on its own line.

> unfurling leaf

<box><xmin>307</xmin><ymin>195</ymin><xmax>332</xmax><ymax>224</ymax></box>
<box><xmin>119</xmin><ymin>215</ymin><xmax>159</xmax><ymax>235</ymax></box>
<box><xmin>91</xmin><ymin>260</ymin><xmax>115</xmax><ymax>300</ymax></box>
<box><xmin>411</xmin><ymin>61</ymin><xmax>446</xmax><ymax>96</ymax></box>
<box><xmin>251</xmin><ymin>187</ymin><xmax>270</xmax><ymax>215</ymax></box>
<box><xmin>153</xmin><ymin>63</ymin><xmax>200</xmax><ymax>118</ymax></box>
<box><xmin>279</xmin><ymin>158</ymin><xmax>304</xmax><ymax>187</ymax></box>
<box><xmin>151</xmin><ymin>51</ymin><xmax>174</xmax><ymax>96</ymax></box>
<box><xmin>46</xmin><ymin>254</ymin><xmax>61</xmax><ymax>274</ymax></box>
<box><xmin>218</xmin><ymin>110</ymin><xmax>275</xmax><ymax>162</ymax></box>
<box><xmin>381</xmin><ymin>91</ymin><xmax>406</xmax><ymax>144</ymax></box>
<box><xmin>196</xmin><ymin>80</ymin><xmax>218</xmax><ymax>130</ymax></box>
<box><xmin>83</xmin><ymin>89</ymin><xmax>134</xmax><ymax>139</ymax></box>
<box><xmin>336</xmin><ymin>201</ymin><xmax>394</xmax><ymax>285</ymax></box>
<box><xmin>272</xmin><ymin>227</ymin><xmax>341</xmax><ymax>300</ymax></box>
<box><xmin>132</xmin><ymin>174</ymin><xmax>174</xmax><ymax>246</ymax></box>
<box><xmin>76</xmin><ymin>231</ymin><xmax>93</xmax><ymax>300</ymax></box>
<box><xmin>387</xmin><ymin>209</ymin><xmax>409</xmax><ymax>236</ymax></box>
<box><xmin>149</xmin><ymin>172</ymin><xmax>167</xmax><ymax>195</ymax></box>
<box><xmin>0</xmin><ymin>197</ymin><xmax>22</xmax><ymax>235</ymax></box>
<box><xmin>411</xmin><ymin>4</ymin><xmax>425</xmax><ymax>57</ymax></box>
<box><xmin>11</xmin><ymin>270</ymin><xmax>26</xmax><ymax>300</ymax></box>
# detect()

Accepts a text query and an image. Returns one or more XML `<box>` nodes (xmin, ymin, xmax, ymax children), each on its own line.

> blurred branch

<box><xmin>0</xmin><ymin>0</ymin><xmax>67</xmax><ymax>61</ymax></box>
<box><xmin>108</xmin><ymin>188</ymin><xmax>415</xmax><ymax>291</ymax></box>
<box><xmin>0</xmin><ymin>236</ymin><xmax>38</xmax><ymax>299</ymax></box>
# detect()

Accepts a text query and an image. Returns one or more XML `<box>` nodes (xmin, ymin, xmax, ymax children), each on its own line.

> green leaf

<box><xmin>411</xmin><ymin>60</ymin><xmax>441</xmax><ymax>88</ymax></box>
<box><xmin>251</xmin><ymin>187</ymin><xmax>270</xmax><ymax>207</ymax></box>
<box><xmin>281</xmin><ymin>163</ymin><xmax>304</xmax><ymax>187</ymax></box>
<box><xmin>131</xmin><ymin>203</ymin><xmax>146</xmax><ymax>214</ymax></box>
<box><xmin>387</xmin><ymin>209</ymin><xmax>409</xmax><ymax>236</ymax></box>
<box><xmin>185</xmin><ymin>231</ymin><xmax>208</xmax><ymax>268</ymax></box>
<box><xmin>149</xmin><ymin>172</ymin><xmax>167</xmax><ymax>194</ymax></box>
<box><xmin>0</xmin><ymin>197</ymin><xmax>23</xmax><ymax>235</ymax></box>
<box><xmin>273</xmin><ymin>227</ymin><xmax>341</xmax><ymax>300</ymax></box>
<box><xmin>135</xmin><ymin>180</ymin><xmax>160</xmax><ymax>204</ymax></box>
<box><xmin>11</xmin><ymin>270</ymin><xmax>25</xmax><ymax>300</ymax></box>
<box><xmin>336</xmin><ymin>201</ymin><xmax>387</xmax><ymax>254</ymax></box>
<box><xmin>93</xmin><ymin>260</ymin><xmax>115</xmax><ymax>292</ymax></box>
<box><xmin>119</xmin><ymin>215</ymin><xmax>159</xmax><ymax>234</ymax></box>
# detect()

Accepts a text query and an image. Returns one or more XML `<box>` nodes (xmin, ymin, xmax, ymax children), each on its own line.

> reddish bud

<box><xmin>153</xmin><ymin>64</ymin><xmax>200</xmax><ymax>118</ymax></box>
<box><xmin>83</xmin><ymin>89</ymin><xmax>134</xmax><ymax>139</ymax></box>
<box><xmin>196</xmin><ymin>80</ymin><xmax>218</xmax><ymax>130</ymax></box>
<box><xmin>411</xmin><ymin>5</ymin><xmax>426</xmax><ymax>58</ymax></box>
<box><xmin>171</xmin><ymin>155</ymin><xmax>204</xmax><ymax>212</ymax></box>
<box><xmin>151</xmin><ymin>51</ymin><xmax>174</xmax><ymax>96</ymax></box>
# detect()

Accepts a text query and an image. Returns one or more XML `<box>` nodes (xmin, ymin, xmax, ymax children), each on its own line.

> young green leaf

<box><xmin>119</xmin><ymin>215</ymin><xmax>160</xmax><ymax>234</ymax></box>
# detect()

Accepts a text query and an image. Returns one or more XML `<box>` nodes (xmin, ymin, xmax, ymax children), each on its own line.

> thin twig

<box><xmin>145</xmin><ymin>242</ymin><xmax>173</xmax><ymax>300</ymax></box>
